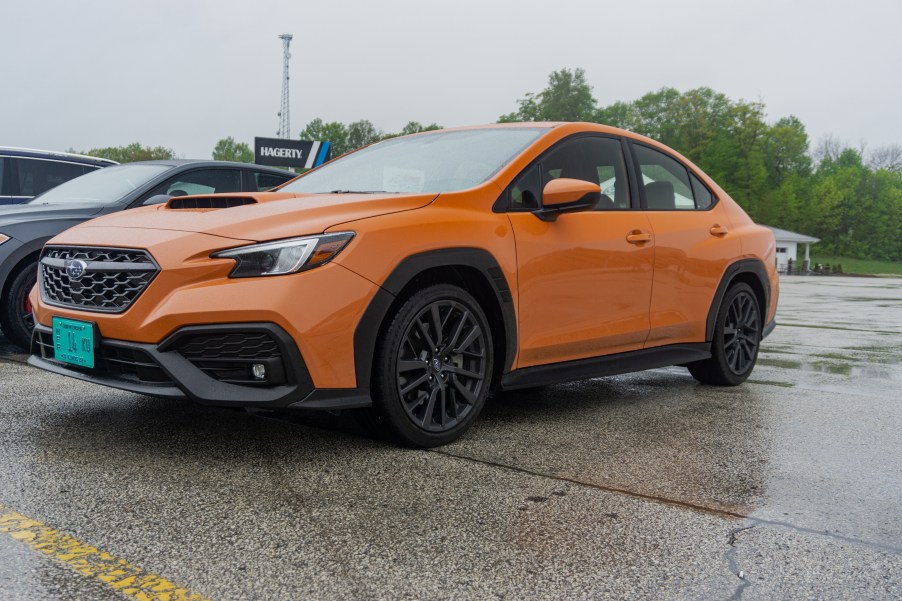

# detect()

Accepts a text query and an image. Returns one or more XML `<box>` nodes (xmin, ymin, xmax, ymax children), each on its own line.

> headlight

<box><xmin>212</xmin><ymin>232</ymin><xmax>355</xmax><ymax>278</ymax></box>
<box><xmin>0</xmin><ymin>234</ymin><xmax>9</xmax><ymax>246</ymax></box>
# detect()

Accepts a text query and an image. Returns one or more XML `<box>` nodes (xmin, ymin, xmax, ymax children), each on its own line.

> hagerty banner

<box><xmin>254</xmin><ymin>137</ymin><xmax>331</xmax><ymax>169</ymax></box>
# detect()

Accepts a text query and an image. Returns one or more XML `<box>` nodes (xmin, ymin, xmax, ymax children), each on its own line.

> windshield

<box><xmin>282</xmin><ymin>128</ymin><xmax>546</xmax><ymax>194</ymax></box>
<box><xmin>29</xmin><ymin>164</ymin><xmax>173</xmax><ymax>205</ymax></box>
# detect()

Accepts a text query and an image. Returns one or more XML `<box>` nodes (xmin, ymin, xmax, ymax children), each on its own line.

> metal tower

<box><xmin>276</xmin><ymin>33</ymin><xmax>293</xmax><ymax>139</ymax></box>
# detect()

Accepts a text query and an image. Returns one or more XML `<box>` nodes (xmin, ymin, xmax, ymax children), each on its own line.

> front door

<box><xmin>507</xmin><ymin>136</ymin><xmax>655</xmax><ymax>368</ymax></box>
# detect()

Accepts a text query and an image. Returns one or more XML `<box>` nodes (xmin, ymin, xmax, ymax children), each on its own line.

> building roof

<box><xmin>764</xmin><ymin>226</ymin><xmax>820</xmax><ymax>244</ymax></box>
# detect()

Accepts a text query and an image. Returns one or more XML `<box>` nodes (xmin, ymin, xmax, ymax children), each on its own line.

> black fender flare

<box><xmin>706</xmin><ymin>258</ymin><xmax>771</xmax><ymax>341</ymax></box>
<box><xmin>352</xmin><ymin>248</ymin><xmax>517</xmax><ymax>388</ymax></box>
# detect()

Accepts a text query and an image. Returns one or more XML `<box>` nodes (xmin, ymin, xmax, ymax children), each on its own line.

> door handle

<box><xmin>626</xmin><ymin>231</ymin><xmax>653</xmax><ymax>244</ymax></box>
<box><xmin>710</xmin><ymin>224</ymin><xmax>729</xmax><ymax>237</ymax></box>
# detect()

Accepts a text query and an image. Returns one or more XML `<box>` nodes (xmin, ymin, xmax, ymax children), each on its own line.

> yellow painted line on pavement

<box><xmin>0</xmin><ymin>507</ymin><xmax>211</xmax><ymax>601</ymax></box>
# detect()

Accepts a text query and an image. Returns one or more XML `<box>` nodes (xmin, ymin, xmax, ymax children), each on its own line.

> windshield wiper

<box><xmin>327</xmin><ymin>189</ymin><xmax>389</xmax><ymax>194</ymax></box>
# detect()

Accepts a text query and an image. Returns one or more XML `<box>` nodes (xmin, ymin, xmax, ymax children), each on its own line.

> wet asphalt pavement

<box><xmin>0</xmin><ymin>276</ymin><xmax>900</xmax><ymax>600</ymax></box>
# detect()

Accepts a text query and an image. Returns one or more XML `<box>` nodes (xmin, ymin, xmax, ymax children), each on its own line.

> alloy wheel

<box><xmin>395</xmin><ymin>299</ymin><xmax>488</xmax><ymax>432</ymax></box>
<box><xmin>723</xmin><ymin>290</ymin><xmax>759</xmax><ymax>374</ymax></box>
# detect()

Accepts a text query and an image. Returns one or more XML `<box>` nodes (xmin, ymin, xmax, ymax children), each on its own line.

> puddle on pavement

<box><xmin>747</xmin><ymin>379</ymin><xmax>795</xmax><ymax>388</ymax></box>
<box><xmin>845</xmin><ymin>297</ymin><xmax>902</xmax><ymax>303</ymax></box>
<box><xmin>758</xmin><ymin>357</ymin><xmax>803</xmax><ymax>370</ymax></box>
<box><xmin>757</xmin><ymin>356</ymin><xmax>897</xmax><ymax>380</ymax></box>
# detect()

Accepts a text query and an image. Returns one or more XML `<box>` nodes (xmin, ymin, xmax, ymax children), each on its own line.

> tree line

<box><xmin>75</xmin><ymin>68</ymin><xmax>900</xmax><ymax>261</ymax></box>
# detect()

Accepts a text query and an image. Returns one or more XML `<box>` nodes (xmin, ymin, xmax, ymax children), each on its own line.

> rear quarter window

<box><xmin>254</xmin><ymin>171</ymin><xmax>293</xmax><ymax>191</ymax></box>
<box><xmin>14</xmin><ymin>158</ymin><xmax>94</xmax><ymax>197</ymax></box>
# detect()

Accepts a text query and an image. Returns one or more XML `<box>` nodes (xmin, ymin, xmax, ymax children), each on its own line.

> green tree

<box><xmin>83</xmin><ymin>142</ymin><xmax>176</xmax><ymax>163</ymax></box>
<box><xmin>399</xmin><ymin>121</ymin><xmax>442</xmax><ymax>135</ymax></box>
<box><xmin>346</xmin><ymin>120</ymin><xmax>382</xmax><ymax>151</ymax></box>
<box><xmin>211</xmin><ymin>137</ymin><xmax>253</xmax><ymax>163</ymax></box>
<box><xmin>763</xmin><ymin>116</ymin><xmax>811</xmax><ymax>187</ymax></box>
<box><xmin>499</xmin><ymin>68</ymin><xmax>596</xmax><ymax>122</ymax></box>
<box><xmin>300</xmin><ymin>118</ymin><xmax>350</xmax><ymax>157</ymax></box>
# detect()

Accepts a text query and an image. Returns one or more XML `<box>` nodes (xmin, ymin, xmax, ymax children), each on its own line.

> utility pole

<box><xmin>276</xmin><ymin>33</ymin><xmax>293</xmax><ymax>139</ymax></box>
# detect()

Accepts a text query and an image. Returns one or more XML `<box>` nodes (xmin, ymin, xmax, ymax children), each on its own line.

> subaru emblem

<box><xmin>64</xmin><ymin>259</ymin><xmax>88</xmax><ymax>280</ymax></box>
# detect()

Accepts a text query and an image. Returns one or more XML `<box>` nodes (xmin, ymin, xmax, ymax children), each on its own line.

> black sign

<box><xmin>254</xmin><ymin>137</ymin><xmax>331</xmax><ymax>169</ymax></box>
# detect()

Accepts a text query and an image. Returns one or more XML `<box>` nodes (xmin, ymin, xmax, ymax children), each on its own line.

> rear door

<box><xmin>506</xmin><ymin>135</ymin><xmax>655</xmax><ymax>368</ymax></box>
<box><xmin>630</xmin><ymin>142</ymin><xmax>741</xmax><ymax>347</ymax></box>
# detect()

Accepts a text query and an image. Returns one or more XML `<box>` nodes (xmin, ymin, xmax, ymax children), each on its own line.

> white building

<box><xmin>764</xmin><ymin>226</ymin><xmax>820</xmax><ymax>271</ymax></box>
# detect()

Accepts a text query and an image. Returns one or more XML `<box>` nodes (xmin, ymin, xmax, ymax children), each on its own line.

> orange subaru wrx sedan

<box><xmin>28</xmin><ymin>123</ymin><xmax>778</xmax><ymax>447</ymax></box>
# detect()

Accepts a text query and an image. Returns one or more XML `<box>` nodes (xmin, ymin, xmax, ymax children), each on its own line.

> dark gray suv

<box><xmin>0</xmin><ymin>159</ymin><xmax>295</xmax><ymax>348</ymax></box>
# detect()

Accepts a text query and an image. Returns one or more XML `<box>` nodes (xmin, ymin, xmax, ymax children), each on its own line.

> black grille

<box><xmin>177</xmin><ymin>333</ymin><xmax>280</xmax><ymax>360</ymax></box>
<box><xmin>33</xmin><ymin>329</ymin><xmax>172</xmax><ymax>385</ymax></box>
<box><xmin>176</xmin><ymin>332</ymin><xmax>284</xmax><ymax>385</ymax></box>
<box><xmin>40</xmin><ymin>246</ymin><xmax>159</xmax><ymax>313</ymax></box>
<box><xmin>102</xmin><ymin>346</ymin><xmax>171</xmax><ymax>383</ymax></box>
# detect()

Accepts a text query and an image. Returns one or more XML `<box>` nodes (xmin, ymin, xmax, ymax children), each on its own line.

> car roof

<box><xmin>386</xmin><ymin>121</ymin><xmax>639</xmax><ymax>142</ymax></box>
<box><xmin>124</xmin><ymin>159</ymin><xmax>293</xmax><ymax>175</ymax></box>
<box><xmin>0</xmin><ymin>146</ymin><xmax>118</xmax><ymax>166</ymax></box>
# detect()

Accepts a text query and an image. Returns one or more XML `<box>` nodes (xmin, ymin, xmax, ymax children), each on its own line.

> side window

<box><xmin>510</xmin><ymin>164</ymin><xmax>542</xmax><ymax>210</ymax></box>
<box><xmin>13</xmin><ymin>158</ymin><xmax>92</xmax><ymax>197</ymax></box>
<box><xmin>539</xmin><ymin>137</ymin><xmax>630</xmax><ymax>210</ymax></box>
<box><xmin>0</xmin><ymin>158</ymin><xmax>5</xmax><ymax>195</ymax></box>
<box><xmin>633</xmin><ymin>145</ymin><xmax>695</xmax><ymax>210</ymax></box>
<box><xmin>690</xmin><ymin>173</ymin><xmax>714</xmax><ymax>209</ymax></box>
<box><xmin>254</xmin><ymin>171</ymin><xmax>292</xmax><ymax>191</ymax></box>
<box><xmin>149</xmin><ymin>169</ymin><xmax>241</xmax><ymax>197</ymax></box>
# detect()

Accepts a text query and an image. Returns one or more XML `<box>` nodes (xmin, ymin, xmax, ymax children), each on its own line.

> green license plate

<box><xmin>52</xmin><ymin>317</ymin><xmax>95</xmax><ymax>369</ymax></box>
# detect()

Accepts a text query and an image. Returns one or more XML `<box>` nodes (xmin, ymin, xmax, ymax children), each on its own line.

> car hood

<box><xmin>0</xmin><ymin>203</ymin><xmax>105</xmax><ymax>231</ymax></box>
<box><xmin>74</xmin><ymin>192</ymin><xmax>437</xmax><ymax>242</ymax></box>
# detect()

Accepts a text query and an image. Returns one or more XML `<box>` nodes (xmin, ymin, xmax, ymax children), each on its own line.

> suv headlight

<box><xmin>0</xmin><ymin>234</ymin><xmax>9</xmax><ymax>246</ymax></box>
<box><xmin>212</xmin><ymin>232</ymin><xmax>355</xmax><ymax>278</ymax></box>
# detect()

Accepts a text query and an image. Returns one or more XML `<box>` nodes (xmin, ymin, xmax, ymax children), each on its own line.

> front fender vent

<box><xmin>167</xmin><ymin>196</ymin><xmax>257</xmax><ymax>210</ymax></box>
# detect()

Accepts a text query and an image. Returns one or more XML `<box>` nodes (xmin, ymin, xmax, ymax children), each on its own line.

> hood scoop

<box><xmin>166</xmin><ymin>196</ymin><xmax>257</xmax><ymax>210</ymax></box>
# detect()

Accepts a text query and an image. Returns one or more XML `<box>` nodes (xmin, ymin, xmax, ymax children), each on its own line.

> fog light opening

<box><xmin>251</xmin><ymin>363</ymin><xmax>267</xmax><ymax>380</ymax></box>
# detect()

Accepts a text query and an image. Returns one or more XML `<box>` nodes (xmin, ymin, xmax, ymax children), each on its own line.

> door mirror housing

<box><xmin>142</xmin><ymin>194</ymin><xmax>172</xmax><ymax>206</ymax></box>
<box><xmin>532</xmin><ymin>178</ymin><xmax>601</xmax><ymax>222</ymax></box>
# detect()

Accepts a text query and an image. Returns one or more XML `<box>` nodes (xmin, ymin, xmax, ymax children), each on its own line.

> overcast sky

<box><xmin>2</xmin><ymin>0</ymin><xmax>900</xmax><ymax>159</ymax></box>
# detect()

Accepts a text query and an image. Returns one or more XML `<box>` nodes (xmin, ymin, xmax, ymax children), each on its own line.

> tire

<box><xmin>0</xmin><ymin>261</ymin><xmax>38</xmax><ymax>351</ymax></box>
<box><xmin>366</xmin><ymin>283</ymin><xmax>493</xmax><ymax>447</ymax></box>
<box><xmin>688</xmin><ymin>282</ymin><xmax>761</xmax><ymax>386</ymax></box>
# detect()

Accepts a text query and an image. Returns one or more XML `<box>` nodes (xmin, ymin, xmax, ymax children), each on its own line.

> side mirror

<box><xmin>142</xmin><ymin>194</ymin><xmax>171</xmax><ymax>206</ymax></box>
<box><xmin>532</xmin><ymin>178</ymin><xmax>601</xmax><ymax>222</ymax></box>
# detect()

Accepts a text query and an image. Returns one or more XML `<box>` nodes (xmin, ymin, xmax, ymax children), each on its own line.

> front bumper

<box><xmin>28</xmin><ymin>322</ymin><xmax>371</xmax><ymax>411</ymax></box>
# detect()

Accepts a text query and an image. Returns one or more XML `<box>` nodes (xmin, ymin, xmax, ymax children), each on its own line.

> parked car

<box><xmin>27</xmin><ymin>124</ymin><xmax>778</xmax><ymax>447</ymax></box>
<box><xmin>0</xmin><ymin>160</ymin><xmax>295</xmax><ymax>348</ymax></box>
<box><xmin>0</xmin><ymin>147</ymin><xmax>117</xmax><ymax>205</ymax></box>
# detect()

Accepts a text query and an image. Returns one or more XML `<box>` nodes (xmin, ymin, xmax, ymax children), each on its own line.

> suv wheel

<box><xmin>688</xmin><ymin>282</ymin><xmax>761</xmax><ymax>386</ymax></box>
<box><xmin>1</xmin><ymin>261</ymin><xmax>38</xmax><ymax>351</ymax></box>
<box><xmin>369</xmin><ymin>284</ymin><xmax>493</xmax><ymax>447</ymax></box>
